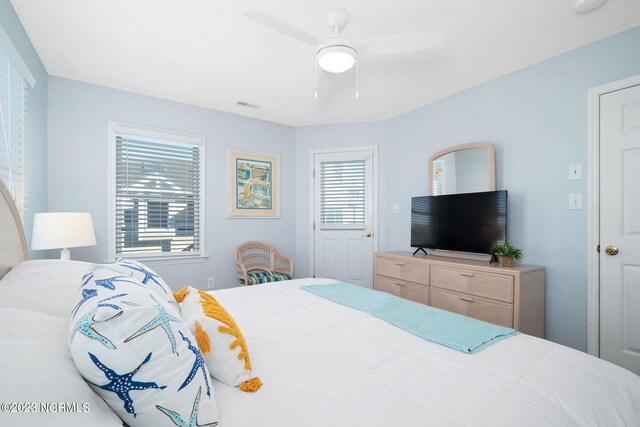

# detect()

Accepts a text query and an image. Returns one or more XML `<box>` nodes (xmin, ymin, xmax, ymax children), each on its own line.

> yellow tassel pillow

<box><xmin>175</xmin><ymin>286</ymin><xmax>262</xmax><ymax>392</ymax></box>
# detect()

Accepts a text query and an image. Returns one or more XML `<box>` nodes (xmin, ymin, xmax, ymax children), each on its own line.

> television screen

<box><xmin>411</xmin><ymin>190</ymin><xmax>507</xmax><ymax>254</ymax></box>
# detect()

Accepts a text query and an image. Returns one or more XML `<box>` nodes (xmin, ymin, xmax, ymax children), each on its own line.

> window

<box><xmin>432</xmin><ymin>158</ymin><xmax>446</xmax><ymax>195</ymax></box>
<box><xmin>319</xmin><ymin>159</ymin><xmax>366</xmax><ymax>228</ymax></box>
<box><xmin>108</xmin><ymin>122</ymin><xmax>205</xmax><ymax>261</ymax></box>
<box><xmin>147</xmin><ymin>201</ymin><xmax>169</xmax><ymax>228</ymax></box>
<box><xmin>0</xmin><ymin>25</ymin><xmax>36</xmax><ymax>216</ymax></box>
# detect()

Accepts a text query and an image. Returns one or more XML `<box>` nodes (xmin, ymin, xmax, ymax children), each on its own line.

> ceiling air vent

<box><xmin>237</xmin><ymin>101</ymin><xmax>261</xmax><ymax>109</ymax></box>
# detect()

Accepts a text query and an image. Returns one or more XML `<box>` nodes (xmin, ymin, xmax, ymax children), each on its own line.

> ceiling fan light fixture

<box><xmin>317</xmin><ymin>45</ymin><xmax>357</xmax><ymax>73</ymax></box>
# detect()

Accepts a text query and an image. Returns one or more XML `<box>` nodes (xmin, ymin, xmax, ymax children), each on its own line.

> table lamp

<box><xmin>31</xmin><ymin>212</ymin><xmax>97</xmax><ymax>260</ymax></box>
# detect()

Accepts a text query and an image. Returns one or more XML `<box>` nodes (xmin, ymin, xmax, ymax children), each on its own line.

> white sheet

<box><xmin>0</xmin><ymin>260</ymin><xmax>122</xmax><ymax>427</ymax></box>
<box><xmin>212</xmin><ymin>278</ymin><xmax>640</xmax><ymax>427</ymax></box>
<box><xmin>0</xmin><ymin>260</ymin><xmax>93</xmax><ymax>318</ymax></box>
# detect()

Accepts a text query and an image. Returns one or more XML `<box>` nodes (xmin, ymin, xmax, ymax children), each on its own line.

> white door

<box><xmin>313</xmin><ymin>150</ymin><xmax>375</xmax><ymax>287</ymax></box>
<box><xmin>600</xmin><ymin>84</ymin><xmax>640</xmax><ymax>375</ymax></box>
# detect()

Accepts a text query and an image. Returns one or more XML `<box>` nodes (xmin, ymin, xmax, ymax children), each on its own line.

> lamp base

<box><xmin>60</xmin><ymin>248</ymin><xmax>71</xmax><ymax>260</ymax></box>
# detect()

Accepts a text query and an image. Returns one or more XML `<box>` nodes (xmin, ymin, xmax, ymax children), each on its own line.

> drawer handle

<box><xmin>460</xmin><ymin>272</ymin><xmax>475</xmax><ymax>277</ymax></box>
<box><xmin>395</xmin><ymin>262</ymin><xmax>406</xmax><ymax>266</ymax></box>
<box><xmin>395</xmin><ymin>282</ymin><xmax>406</xmax><ymax>286</ymax></box>
<box><xmin>459</xmin><ymin>296</ymin><xmax>475</xmax><ymax>302</ymax></box>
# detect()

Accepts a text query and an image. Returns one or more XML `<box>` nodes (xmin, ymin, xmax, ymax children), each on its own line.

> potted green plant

<box><xmin>490</xmin><ymin>242</ymin><xmax>523</xmax><ymax>267</ymax></box>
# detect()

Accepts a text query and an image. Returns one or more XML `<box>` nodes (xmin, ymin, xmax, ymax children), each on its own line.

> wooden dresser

<box><xmin>374</xmin><ymin>252</ymin><xmax>545</xmax><ymax>338</ymax></box>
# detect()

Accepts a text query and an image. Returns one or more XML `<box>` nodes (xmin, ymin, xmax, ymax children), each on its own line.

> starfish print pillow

<box><xmin>84</xmin><ymin>259</ymin><xmax>179</xmax><ymax>312</ymax></box>
<box><xmin>68</xmin><ymin>267</ymin><xmax>219</xmax><ymax>426</ymax></box>
<box><xmin>175</xmin><ymin>286</ymin><xmax>262</xmax><ymax>392</ymax></box>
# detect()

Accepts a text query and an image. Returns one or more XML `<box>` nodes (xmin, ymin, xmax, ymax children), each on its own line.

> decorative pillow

<box><xmin>175</xmin><ymin>286</ymin><xmax>263</xmax><ymax>392</ymax></box>
<box><xmin>84</xmin><ymin>259</ymin><xmax>179</xmax><ymax>312</ymax></box>
<box><xmin>246</xmin><ymin>270</ymin><xmax>292</xmax><ymax>285</ymax></box>
<box><xmin>69</xmin><ymin>268</ymin><xmax>219</xmax><ymax>426</ymax></box>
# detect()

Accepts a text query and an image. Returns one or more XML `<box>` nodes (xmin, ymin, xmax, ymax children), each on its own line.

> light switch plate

<box><xmin>569</xmin><ymin>193</ymin><xmax>583</xmax><ymax>210</ymax></box>
<box><xmin>569</xmin><ymin>163</ymin><xmax>582</xmax><ymax>181</ymax></box>
<box><xmin>392</xmin><ymin>203</ymin><xmax>399</xmax><ymax>214</ymax></box>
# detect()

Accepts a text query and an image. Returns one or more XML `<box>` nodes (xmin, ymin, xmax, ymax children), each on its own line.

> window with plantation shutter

<box><xmin>108</xmin><ymin>122</ymin><xmax>205</xmax><ymax>261</ymax></box>
<box><xmin>319</xmin><ymin>159</ymin><xmax>366</xmax><ymax>229</ymax></box>
<box><xmin>0</xmin><ymin>27</ymin><xmax>35</xmax><ymax>216</ymax></box>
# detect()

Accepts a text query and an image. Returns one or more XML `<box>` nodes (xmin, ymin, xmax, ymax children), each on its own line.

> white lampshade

<box><xmin>32</xmin><ymin>212</ymin><xmax>97</xmax><ymax>260</ymax></box>
<box><xmin>317</xmin><ymin>45</ymin><xmax>357</xmax><ymax>73</ymax></box>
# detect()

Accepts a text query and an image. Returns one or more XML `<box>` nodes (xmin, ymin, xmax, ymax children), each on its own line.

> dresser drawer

<box><xmin>430</xmin><ymin>288</ymin><xmax>513</xmax><ymax>328</ymax></box>
<box><xmin>374</xmin><ymin>275</ymin><xmax>430</xmax><ymax>305</ymax></box>
<box><xmin>431</xmin><ymin>265</ymin><xmax>514</xmax><ymax>303</ymax></box>
<box><xmin>375</xmin><ymin>257</ymin><xmax>429</xmax><ymax>285</ymax></box>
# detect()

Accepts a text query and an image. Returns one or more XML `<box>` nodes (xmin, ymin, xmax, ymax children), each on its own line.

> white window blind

<box><xmin>320</xmin><ymin>159</ymin><xmax>366</xmax><ymax>228</ymax></box>
<box><xmin>0</xmin><ymin>47</ymin><xmax>28</xmax><ymax>214</ymax></box>
<box><xmin>114</xmin><ymin>134</ymin><xmax>202</xmax><ymax>258</ymax></box>
<box><xmin>432</xmin><ymin>158</ymin><xmax>445</xmax><ymax>195</ymax></box>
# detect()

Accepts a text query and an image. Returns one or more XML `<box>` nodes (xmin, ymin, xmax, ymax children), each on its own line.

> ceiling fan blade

<box><xmin>243</xmin><ymin>8</ymin><xmax>322</xmax><ymax>47</ymax></box>
<box><xmin>357</xmin><ymin>31</ymin><xmax>445</xmax><ymax>57</ymax></box>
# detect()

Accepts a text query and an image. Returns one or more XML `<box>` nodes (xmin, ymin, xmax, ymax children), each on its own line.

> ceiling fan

<box><xmin>243</xmin><ymin>8</ymin><xmax>445</xmax><ymax>97</ymax></box>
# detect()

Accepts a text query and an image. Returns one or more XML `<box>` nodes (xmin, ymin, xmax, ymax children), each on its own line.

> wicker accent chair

<box><xmin>236</xmin><ymin>241</ymin><xmax>294</xmax><ymax>286</ymax></box>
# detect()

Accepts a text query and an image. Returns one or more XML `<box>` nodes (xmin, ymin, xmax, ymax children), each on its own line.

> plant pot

<box><xmin>498</xmin><ymin>256</ymin><xmax>515</xmax><ymax>267</ymax></box>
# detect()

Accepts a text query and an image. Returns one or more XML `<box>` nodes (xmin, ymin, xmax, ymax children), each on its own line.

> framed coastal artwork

<box><xmin>227</xmin><ymin>148</ymin><xmax>280</xmax><ymax>218</ymax></box>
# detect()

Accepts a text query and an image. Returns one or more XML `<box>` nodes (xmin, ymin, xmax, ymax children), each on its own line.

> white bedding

<box><xmin>1</xmin><ymin>262</ymin><xmax>639</xmax><ymax>426</ymax></box>
<box><xmin>212</xmin><ymin>278</ymin><xmax>640</xmax><ymax>427</ymax></box>
<box><xmin>0</xmin><ymin>261</ymin><xmax>122</xmax><ymax>427</ymax></box>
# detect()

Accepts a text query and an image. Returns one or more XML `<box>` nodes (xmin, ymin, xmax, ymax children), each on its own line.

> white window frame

<box><xmin>107</xmin><ymin>121</ymin><xmax>206</xmax><ymax>264</ymax></box>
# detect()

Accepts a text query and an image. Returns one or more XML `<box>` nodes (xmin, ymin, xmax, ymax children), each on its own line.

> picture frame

<box><xmin>227</xmin><ymin>148</ymin><xmax>280</xmax><ymax>218</ymax></box>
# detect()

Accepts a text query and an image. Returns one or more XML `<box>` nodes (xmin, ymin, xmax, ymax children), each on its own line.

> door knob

<box><xmin>604</xmin><ymin>246</ymin><xmax>619</xmax><ymax>256</ymax></box>
<box><xmin>362</xmin><ymin>231</ymin><xmax>373</xmax><ymax>238</ymax></box>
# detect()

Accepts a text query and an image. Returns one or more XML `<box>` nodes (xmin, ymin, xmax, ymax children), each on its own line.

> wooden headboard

<box><xmin>0</xmin><ymin>180</ymin><xmax>28</xmax><ymax>279</ymax></box>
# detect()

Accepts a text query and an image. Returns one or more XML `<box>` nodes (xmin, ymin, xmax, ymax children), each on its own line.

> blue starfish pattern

<box><xmin>70</xmin><ymin>308</ymin><xmax>123</xmax><ymax>349</ymax></box>
<box><xmin>177</xmin><ymin>331</ymin><xmax>211</xmax><ymax>397</ymax></box>
<box><xmin>95</xmin><ymin>275</ymin><xmax>146</xmax><ymax>291</ymax></box>
<box><xmin>156</xmin><ymin>387</ymin><xmax>217</xmax><ymax>427</ymax></box>
<box><xmin>89</xmin><ymin>352</ymin><xmax>166</xmax><ymax>417</ymax></box>
<box><xmin>124</xmin><ymin>294</ymin><xmax>182</xmax><ymax>353</ymax></box>
<box><xmin>97</xmin><ymin>293</ymin><xmax>127</xmax><ymax>310</ymax></box>
<box><xmin>81</xmin><ymin>272</ymin><xmax>94</xmax><ymax>287</ymax></box>
<box><xmin>118</xmin><ymin>260</ymin><xmax>167</xmax><ymax>293</ymax></box>
<box><xmin>71</xmin><ymin>288</ymin><xmax>98</xmax><ymax>318</ymax></box>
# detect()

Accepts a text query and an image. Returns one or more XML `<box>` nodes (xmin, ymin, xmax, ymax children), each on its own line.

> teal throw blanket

<box><xmin>302</xmin><ymin>283</ymin><xmax>517</xmax><ymax>354</ymax></box>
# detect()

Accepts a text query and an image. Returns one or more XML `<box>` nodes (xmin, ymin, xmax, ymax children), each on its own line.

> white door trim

<box><xmin>309</xmin><ymin>145</ymin><xmax>379</xmax><ymax>278</ymax></box>
<box><xmin>587</xmin><ymin>74</ymin><xmax>640</xmax><ymax>357</ymax></box>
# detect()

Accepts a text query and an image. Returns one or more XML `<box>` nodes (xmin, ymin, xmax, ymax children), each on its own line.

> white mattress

<box><xmin>1</xmin><ymin>263</ymin><xmax>639</xmax><ymax>426</ymax></box>
<box><xmin>212</xmin><ymin>278</ymin><xmax>640</xmax><ymax>427</ymax></box>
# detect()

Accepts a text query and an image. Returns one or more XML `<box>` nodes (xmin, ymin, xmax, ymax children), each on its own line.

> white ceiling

<box><xmin>10</xmin><ymin>0</ymin><xmax>640</xmax><ymax>126</ymax></box>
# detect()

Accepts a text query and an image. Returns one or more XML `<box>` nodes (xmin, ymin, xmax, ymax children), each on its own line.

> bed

<box><xmin>1</xmin><ymin>183</ymin><xmax>639</xmax><ymax>426</ymax></box>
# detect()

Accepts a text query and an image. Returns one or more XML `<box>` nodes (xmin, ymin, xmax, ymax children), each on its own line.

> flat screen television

<box><xmin>411</xmin><ymin>190</ymin><xmax>507</xmax><ymax>255</ymax></box>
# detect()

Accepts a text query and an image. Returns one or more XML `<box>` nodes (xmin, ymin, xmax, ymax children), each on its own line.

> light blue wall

<box><xmin>296</xmin><ymin>26</ymin><xmax>640</xmax><ymax>351</ymax></box>
<box><xmin>42</xmin><ymin>20</ymin><xmax>640</xmax><ymax>350</ymax></box>
<box><xmin>0</xmin><ymin>0</ymin><xmax>48</xmax><ymax>254</ymax></box>
<box><xmin>47</xmin><ymin>77</ymin><xmax>296</xmax><ymax>290</ymax></box>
